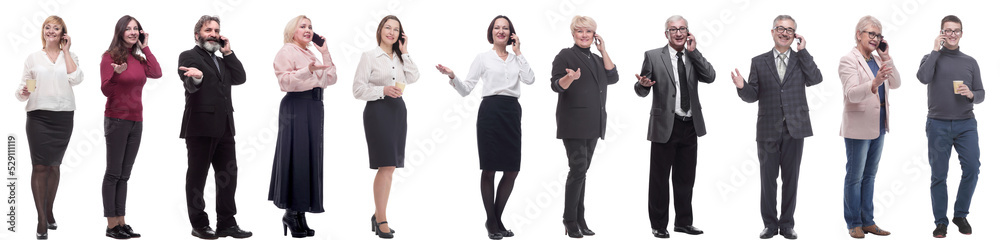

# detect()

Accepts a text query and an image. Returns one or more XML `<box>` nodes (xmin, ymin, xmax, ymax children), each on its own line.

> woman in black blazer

<box><xmin>550</xmin><ymin>15</ymin><xmax>619</xmax><ymax>238</ymax></box>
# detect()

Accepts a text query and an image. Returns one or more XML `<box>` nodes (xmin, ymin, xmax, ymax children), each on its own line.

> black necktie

<box><xmin>677</xmin><ymin>51</ymin><xmax>690</xmax><ymax>113</ymax></box>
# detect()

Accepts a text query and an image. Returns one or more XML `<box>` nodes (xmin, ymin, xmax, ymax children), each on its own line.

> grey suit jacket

<box><xmin>736</xmin><ymin>49</ymin><xmax>823</xmax><ymax>142</ymax></box>
<box><xmin>634</xmin><ymin>46</ymin><xmax>716</xmax><ymax>143</ymax></box>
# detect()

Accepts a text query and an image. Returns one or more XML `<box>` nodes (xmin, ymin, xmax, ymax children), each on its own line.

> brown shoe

<box><xmin>849</xmin><ymin>227</ymin><xmax>865</xmax><ymax>238</ymax></box>
<box><xmin>862</xmin><ymin>225</ymin><xmax>890</xmax><ymax>236</ymax></box>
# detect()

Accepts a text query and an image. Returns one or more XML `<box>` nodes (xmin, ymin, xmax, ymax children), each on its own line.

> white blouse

<box><xmin>14</xmin><ymin>50</ymin><xmax>83</xmax><ymax>112</ymax></box>
<box><xmin>353</xmin><ymin>48</ymin><xmax>420</xmax><ymax>101</ymax></box>
<box><xmin>450</xmin><ymin>50</ymin><xmax>534</xmax><ymax>98</ymax></box>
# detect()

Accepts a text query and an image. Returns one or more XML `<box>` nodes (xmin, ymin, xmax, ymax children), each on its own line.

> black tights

<box><xmin>31</xmin><ymin>165</ymin><xmax>60</xmax><ymax>233</ymax></box>
<box><xmin>481</xmin><ymin>170</ymin><xmax>518</xmax><ymax>233</ymax></box>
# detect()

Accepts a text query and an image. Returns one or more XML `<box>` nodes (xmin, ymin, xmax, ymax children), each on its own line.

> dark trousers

<box><xmin>562</xmin><ymin>138</ymin><xmax>598</xmax><ymax>222</ymax></box>
<box><xmin>185</xmin><ymin>125</ymin><xmax>239</xmax><ymax>229</ymax></box>
<box><xmin>102</xmin><ymin>117</ymin><xmax>142</xmax><ymax>217</ymax></box>
<box><xmin>648</xmin><ymin>118</ymin><xmax>697</xmax><ymax>229</ymax></box>
<box><xmin>757</xmin><ymin>122</ymin><xmax>803</xmax><ymax>229</ymax></box>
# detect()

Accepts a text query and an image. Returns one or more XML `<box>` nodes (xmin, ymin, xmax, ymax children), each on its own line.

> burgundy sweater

<box><xmin>100</xmin><ymin>47</ymin><xmax>162</xmax><ymax>121</ymax></box>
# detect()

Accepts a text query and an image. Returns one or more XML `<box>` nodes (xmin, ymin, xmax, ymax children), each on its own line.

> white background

<box><xmin>2</xmin><ymin>0</ymin><xmax>997</xmax><ymax>239</ymax></box>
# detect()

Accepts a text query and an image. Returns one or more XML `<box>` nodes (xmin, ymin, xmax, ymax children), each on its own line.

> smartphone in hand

<box><xmin>312</xmin><ymin>33</ymin><xmax>325</xmax><ymax>47</ymax></box>
<box><xmin>877</xmin><ymin>40</ymin><xmax>888</xmax><ymax>52</ymax></box>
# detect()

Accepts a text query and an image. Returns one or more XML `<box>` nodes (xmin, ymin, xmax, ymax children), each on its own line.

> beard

<box><xmin>198</xmin><ymin>36</ymin><xmax>222</xmax><ymax>52</ymax></box>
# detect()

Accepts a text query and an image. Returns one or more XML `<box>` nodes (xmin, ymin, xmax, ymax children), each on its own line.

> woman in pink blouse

<box><xmin>99</xmin><ymin>15</ymin><xmax>161</xmax><ymax>239</ymax></box>
<box><xmin>353</xmin><ymin>15</ymin><xmax>419</xmax><ymax>239</ymax></box>
<box><xmin>268</xmin><ymin>15</ymin><xmax>336</xmax><ymax>238</ymax></box>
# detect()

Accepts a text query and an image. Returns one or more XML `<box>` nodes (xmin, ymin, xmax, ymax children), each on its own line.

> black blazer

<box><xmin>635</xmin><ymin>46</ymin><xmax>716</xmax><ymax>143</ymax></box>
<box><xmin>177</xmin><ymin>46</ymin><xmax>247</xmax><ymax>138</ymax></box>
<box><xmin>551</xmin><ymin>45</ymin><xmax>620</xmax><ymax>139</ymax></box>
<box><xmin>736</xmin><ymin>49</ymin><xmax>823</xmax><ymax>142</ymax></box>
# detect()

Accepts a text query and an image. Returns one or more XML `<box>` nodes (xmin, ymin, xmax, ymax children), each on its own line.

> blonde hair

<box><xmin>855</xmin><ymin>15</ymin><xmax>882</xmax><ymax>42</ymax></box>
<box><xmin>569</xmin><ymin>15</ymin><xmax>597</xmax><ymax>34</ymax></box>
<box><xmin>283</xmin><ymin>15</ymin><xmax>310</xmax><ymax>44</ymax></box>
<box><xmin>41</xmin><ymin>15</ymin><xmax>67</xmax><ymax>48</ymax></box>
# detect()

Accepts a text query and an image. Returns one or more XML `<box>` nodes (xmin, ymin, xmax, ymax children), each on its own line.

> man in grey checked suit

<box><xmin>730</xmin><ymin>15</ymin><xmax>822</xmax><ymax>240</ymax></box>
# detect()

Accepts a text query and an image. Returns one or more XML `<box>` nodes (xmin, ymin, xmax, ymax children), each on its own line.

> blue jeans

<box><xmin>843</xmin><ymin>134</ymin><xmax>884</xmax><ymax>229</ymax></box>
<box><xmin>927</xmin><ymin>118</ymin><xmax>980</xmax><ymax>225</ymax></box>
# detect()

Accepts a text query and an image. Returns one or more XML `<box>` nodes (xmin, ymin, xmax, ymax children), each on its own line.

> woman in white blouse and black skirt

<box><xmin>435</xmin><ymin>15</ymin><xmax>534</xmax><ymax>240</ymax></box>
<box><xmin>353</xmin><ymin>15</ymin><xmax>419</xmax><ymax>239</ymax></box>
<box><xmin>14</xmin><ymin>15</ymin><xmax>82</xmax><ymax>240</ymax></box>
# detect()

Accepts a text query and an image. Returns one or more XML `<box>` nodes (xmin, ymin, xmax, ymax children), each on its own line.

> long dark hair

<box><xmin>106</xmin><ymin>15</ymin><xmax>146</xmax><ymax>64</ymax></box>
<box><xmin>376</xmin><ymin>15</ymin><xmax>404</xmax><ymax>64</ymax></box>
<box><xmin>487</xmin><ymin>15</ymin><xmax>516</xmax><ymax>45</ymax></box>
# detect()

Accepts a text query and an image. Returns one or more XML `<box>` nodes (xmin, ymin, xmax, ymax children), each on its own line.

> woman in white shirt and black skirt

<box><xmin>435</xmin><ymin>15</ymin><xmax>535</xmax><ymax>240</ymax></box>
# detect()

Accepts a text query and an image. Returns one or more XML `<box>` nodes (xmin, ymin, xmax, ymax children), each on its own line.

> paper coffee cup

<box><xmin>953</xmin><ymin>80</ymin><xmax>963</xmax><ymax>94</ymax></box>
<box><xmin>395</xmin><ymin>81</ymin><xmax>406</xmax><ymax>94</ymax></box>
<box><xmin>26</xmin><ymin>79</ymin><xmax>36</xmax><ymax>92</ymax></box>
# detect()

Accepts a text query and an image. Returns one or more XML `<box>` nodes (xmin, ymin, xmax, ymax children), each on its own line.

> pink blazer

<box><xmin>838</xmin><ymin>47</ymin><xmax>901</xmax><ymax>140</ymax></box>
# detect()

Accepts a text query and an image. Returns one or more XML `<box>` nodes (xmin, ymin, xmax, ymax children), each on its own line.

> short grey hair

<box><xmin>855</xmin><ymin>15</ymin><xmax>882</xmax><ymax>32</ymax></box>
<box><xmin>665</xmin><ymin>15</ymin><xmax>687</xmax><ymax>31</ymax></box>
<box><xmin>772</xmin><ymin>15</ymin><xmax>796</xmax><ymax>28</ymax></box>
<box><xmin>194</xmin><ymin>15</ymin><xmax>221</xmax><ymax>35</ymax></box>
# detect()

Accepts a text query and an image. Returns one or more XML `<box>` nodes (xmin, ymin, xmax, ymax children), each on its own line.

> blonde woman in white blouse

<box><xmin>353</xmin><ymin>15</ymin><xmax>418</xmax><ymax>239</ymax></box>
<box><xmin>435</xmin><ymin>15</ymin><xmax>534</xmax><ymax>240</ymax></box>
<box><xmin>14</xmin><ymin>15</ymin><xmax>81</xmax><ymax>239</ymax></box>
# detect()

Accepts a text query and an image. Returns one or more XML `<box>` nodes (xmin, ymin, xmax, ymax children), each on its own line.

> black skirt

<box><xmin>363</xmin><ymin>97</ymin><xmax>407</xmax><ymax>169</ymax></box>
<box><xmin>25</xmin><ymin>110</ymin><xmax>74</xmax><ymax>166</ymax></box>
<box><xmin>477</xmin><ymin>95</ymin><xmax>522</xmax><ymax>171</ymax></box>
<box><xmin>268</xmin><ymin>88</ymin><xmax>325</xmax><ymax>213</ymax></box>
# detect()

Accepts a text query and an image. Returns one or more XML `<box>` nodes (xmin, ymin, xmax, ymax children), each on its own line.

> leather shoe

<box><xmin>862</xmin><ymin>224</ymin><xmax>890</xmax><ymax>236</ymax></box>
<box><xmin>217</xmin><ymin>225</ymin><xmax>253</xmax><ymax>238</ymax></box>
<box><xmin>779</xmin><ymin>228</ymin><xmax>797</xmax><ymax>239</ymax></box>
<box><xmin>122</xmin><ymin>224</ymin><xmax>141</xmax><ymax>238</ymax></box>
<box><xmin>106</xmin><ymin>225</ymin><xmax>130</xmax><ymax>239</ymax></box>
<box><xmin>191</xmin><ymin>226</ymin><xmax>218</xmax><ymax>239</ymax></box>
<box><xmin>674</xmin><ymin>225</ymin><xmax>703</xmax><ymax>235</ymax></box>
<box><xmin>848</xmin><ymin>227</ymin><xmax>864</xmax><ymax>238</ymax></box>
<box><xmin>953</xmin><ymin>217</ymin><xmax>972</xmax><ymax>235</ymax></box>
<box><xmin>759</xmin><ymin>228</ymin><xmax>778</xmax><ymax>239</ymax></box>
<box><xmin>652</xmin><ymin>228</ymin><xmax>670</xmax><ymax>238</ymax></box>
<box><xmin>932</xmin><ymin>223</ymin><xmax>947</xmax><ymax>238</ymax></box>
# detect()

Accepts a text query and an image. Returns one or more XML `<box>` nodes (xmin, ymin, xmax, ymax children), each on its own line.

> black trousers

<box><xmin>562</xmin><ymin>138</ymin><xmax>598</xmax><ymax>222</ymax></box>
<box><xmin>185</xmin><ymin>124</ymin><xmax>238</xmax><ymax>228</ymax></box>
<box><xmin>648</xmin><ymin>118</ymin><xmax>697</xmax><ymax>229</ymax></box>
<box><xmin>757</xmin><ymin>122</ymin><xmax>803</xmax><ymax>229</ymax></box>
<box><xmin>103</xmin><ymin>117</ymin><xmax>142</xmax><ymax>217</ymax></box>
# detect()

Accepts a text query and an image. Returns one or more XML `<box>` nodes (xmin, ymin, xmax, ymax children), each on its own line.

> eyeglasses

<box><xmin>667</xmin><ymin>27</ymin><xmax>688</xmax><ymax>34</ymax></box>
<box><xmin>861</xmin><ymin>31</ymin><xmax>883</xmax><ymax>40</ymax></box>
<box><xmin>941</xmin><ymin>29</ymin><xmax>963</xmax><ymax>36</ymax></box>
<box><xmin>773</xmin><ymin>26</ymin><xmax>795</xmax><ymax>34</ymax></box>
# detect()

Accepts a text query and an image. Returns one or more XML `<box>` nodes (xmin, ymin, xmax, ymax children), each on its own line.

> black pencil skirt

<box><xmin>477</xmin><ymin>95</ymin><xmax>522</xmax><ymax>171</ymax></box>
<box><xmin>363</xmin><ymin>97</ymin><xmax>407</xmax><ymax>169</ymax></box>
<box><xmin>268</xmin><ymin>88</ymin><xmax>325</xmax><ymax>213</ymax></box>
<box><xmin>26</xmin><ymin>110</ymin><xmax>74</xmax><ymax>166</ymax></box>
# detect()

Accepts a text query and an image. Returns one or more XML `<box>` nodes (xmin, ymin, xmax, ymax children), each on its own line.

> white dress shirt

<box><xmin>450</xmin><ymin>50</ymin><xmax>534</xmax><ymax>98</ymax></box>
<box><xmin>667</xmin><ymin>47</ymin><xmax>691</xmax><ymax>117</ymax></box>
<box><xmin>353</xmin><ymin>48</ymin><xmax>420</xmax><ymax>101</ymax></box>
<box><xmin>15</xmin><ymin>50</ymin><xmax>83</xmax><ymax>112</ymax></box>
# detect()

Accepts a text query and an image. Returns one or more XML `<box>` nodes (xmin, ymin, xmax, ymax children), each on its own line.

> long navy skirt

<box><xmin>268</xmin><ymin>88</ymin><xmax>324</xmax><ymax>213</ymax></box>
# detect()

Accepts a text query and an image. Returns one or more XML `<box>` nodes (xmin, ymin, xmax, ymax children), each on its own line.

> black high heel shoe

<box><xmin>577</xmin><ymin>218</ymin><xmax>595</xmax><ymax>236</ymax></box>
<box><xmin>562</xmin><ymin>220</ymin><xmax>583</xmax><ymax>238</ymax></box>
<box><xmin>374</xmin><ymin>221</ymin><xmax>394</xmax><ymax>239</ymax></box>
<box><xmin>485</xmin><ymin>221</ymin><xmax>503</xmax><ymax>240</ymax></box>
<box><xmin>371</xmin><ymin>215</ymin><xmax>395</xmax><ymax>233</ymax></box>
<box><xmin>36</xmin><ymin>232</ymin><xmax>48</xmax><ymax>240</ymax></box>
<box><xmin>282</xmin><ymin>210</ymin><xmax>308</xmax><ymax>238</ymax></box>
<box><xmin>502</xmin><ymin>229</ymin><xmax>515</xmax><ymax>237</ymax></box>
<box><xmin>297</xmin><ymin>211</ymin><xmax>315</xmax><ymax>236</ymax></box>
<box><xmin>46</xmin><ymin>222</ymin><xmax>57</xmax><ymax>230</ymax></box>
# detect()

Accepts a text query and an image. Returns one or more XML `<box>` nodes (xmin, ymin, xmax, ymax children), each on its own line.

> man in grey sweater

<box><xmin>915</xmin><ymin>15</ymin><xmax>984</xmax><ymax>238</ymax></box>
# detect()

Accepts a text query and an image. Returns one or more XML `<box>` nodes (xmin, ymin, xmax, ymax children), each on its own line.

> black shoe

<box><xmin>779</xmin><ymin>228</ymin><xmax>797</xmax><ymax>239</ymax></box>
<box><xmin>191</xmin><ymin>226</ymin><xmax>218</xmax><ymax>239</ymax></box>
<box><xmin>371</xmin><ymin>215</ymin><xmax>395</xmax><ymax>234</ymax></box>
<box><xmin>485</xmin><ymin>221</ymin><xmax>503</xmax><ymax>240</ymax></box>
<box><xmin>217</xmin><ymin>225</ymin><xmax>252</xmax><ymax>238</ymax></box>
<box><xmin>562</xmin><ymin>220</ymin><xmax>583</xmax><ymax>238</ymax></box>
<box><xmin>652</xmin><ymin>228</ymin><xmax>670</xmax><ymax>238</ymax></box>
<box><xmin>502</xmin><ymin>229</ymin><xmax>514</xmax><ymax>237</ymax></box>
<box><xmin>374</xmin><ymin>221</ymin><xmax>394</xmax><ymax>239</ymax></box>
<box><xmin>106</xmin><ymin>225</ymin><xmax>131</xmax><ymax>239</ymax></box>
<box><xmin>47</xmin><ymin>222</ymin><xmax>57</xmax><ymax>230</ymax></box>
<box><xmin>953</xmin><ymin>217</ymin><xmax>971</xmax><ymax>235</ymax></box>
<box><xmin>36</xmin><ymin>232</ymin><xmax>48</xmax><ymax>240</ymax></box>
<box><xmin>674</xmin><ymin>225</ymin><xmax>703</xmax><ymax>235</ymax></box>
<box><xmin>577</xmin><ymin>218</ymin><xmax>595</xmax><ymax>236</ymax></box>
<box><xmin>122</xmin><ymin>224</ymin><xmax>141</xmax><ymax>238</ymax></box>
<box><xmin>933</xmin><ymin>223</ymin><xmax>947</xmax><ymax>238</ymax></box>
<box><xmin>759</xmin><ymin>228</ymin><xmax>778</xmax><ymax>239</ymax></box>
<box><xmin>283</xmin><ymin>211</ymin><xmax>307</xmax><ymax>238</ymax></box>
<box><xmin>297</xmin><ymin>212</ymin><xmax>314</xmax><ymax>237</ymax></box>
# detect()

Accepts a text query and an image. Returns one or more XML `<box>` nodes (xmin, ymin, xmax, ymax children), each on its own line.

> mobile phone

<box><xmin>311</xmin><ymin>33</ymin><xmax>325</xmax><ymax>47</ymax></box>
<box><xmin>221</xmin><ymin>39</ymin><xmax>227</xmax><ymax>48</ymax></box>
<box><xmin>877</xmin><ymin>40</ymin><xmax>888</xmax><ymax>52</ymax></box>
<box><xmin>508</xmin><ymin>38</ymin><xmax>516</xmax><ymax>46</ymax></box>
<box><xmin>137</xmin><ymin>27</ymin><xmax>145</xmax><ymax>44</ymax></box>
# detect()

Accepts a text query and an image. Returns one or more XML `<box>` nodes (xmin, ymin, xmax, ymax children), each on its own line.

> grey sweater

<box><xmin>916</xmin><ymin>47</ymin><xmax>985</xmax><ymax>120</ymax></box>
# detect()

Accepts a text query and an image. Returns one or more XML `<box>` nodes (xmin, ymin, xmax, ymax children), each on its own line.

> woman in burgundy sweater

<box><xmin>99</xmin><ymin>15</ymin><xmax>161</xmax><ymax>239</ymax></box>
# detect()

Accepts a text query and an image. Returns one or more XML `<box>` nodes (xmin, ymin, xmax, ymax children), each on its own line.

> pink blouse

<box><xmin>273</xmin><ymin>43</ymin><xmax>337</xmax><ymax>92</ymax></box>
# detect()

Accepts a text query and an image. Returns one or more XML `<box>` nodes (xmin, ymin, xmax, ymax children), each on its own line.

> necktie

<box><xmin>677</xmin><ymin>51</ymin><xmax>690</xmax><ymax>113</ymax></box>
<box><xmin>212</xmin><ymin>56</ymin><xmax>221</xmax><ymax>72</ymax></box>
<box><xmin>777</xmin><ymin>53</ymin><xmax>787</xmax><ymax>82</ymax></box>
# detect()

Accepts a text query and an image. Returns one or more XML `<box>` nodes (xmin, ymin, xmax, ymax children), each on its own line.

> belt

<box><xmin>286</xmin><ymin>87</ymin><xmax>323</xmax><ymax>101</ymax></box>
<box><xmin>675</xmin><ymin>115</ymin><xmax>692</xmax><ymax>122</ymax></box>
